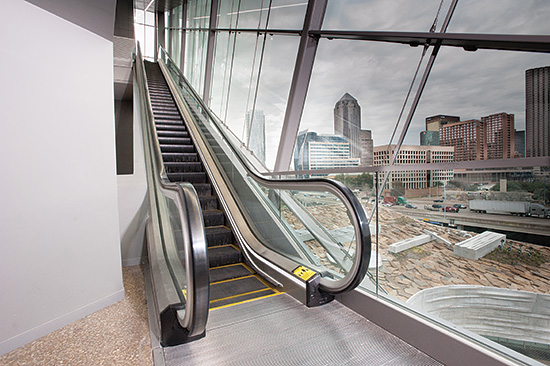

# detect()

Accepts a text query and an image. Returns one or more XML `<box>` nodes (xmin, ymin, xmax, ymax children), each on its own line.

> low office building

<box><xmin>373</xmin><ymin>144</ymin><xmax>454</xmax><ymax>190</ymax></box>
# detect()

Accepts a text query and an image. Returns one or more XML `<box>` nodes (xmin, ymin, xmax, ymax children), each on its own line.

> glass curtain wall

<box><xmin>162</xmin><ymin>0</ymin><xmax>550</xmax><ymax>363</ymax></box>
<box><xmin>135</xmin><ymin>4</ymin><xmax>156</xmax><ymax>60</ymax></box>
<box><xmin>184</xmin><ymin>0</ymin><xmax>211</xmax><ymax>95</ymax></box>
<box><xmin>166</xmin><ymin>5</ymin><xmax>185</xmax><ymax>69</ymax></box>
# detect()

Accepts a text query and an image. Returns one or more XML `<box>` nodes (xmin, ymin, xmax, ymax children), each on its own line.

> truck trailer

<box><xmin>469</xmin><ymin>200</ymin><xmax>550</xmax><ymax>218</ymax></box>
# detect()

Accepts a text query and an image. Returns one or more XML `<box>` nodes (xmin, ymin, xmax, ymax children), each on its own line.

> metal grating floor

<box><xmin>163</xmin><ymin>294</ymin><xmax>443</xmax><ymax>366</ymax></box>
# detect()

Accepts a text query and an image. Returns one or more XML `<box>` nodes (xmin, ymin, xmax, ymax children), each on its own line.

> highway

<box><xmin>388</xmin><ymin>197</ymin><xmax>550</xmax><ymax>239</ymax></box>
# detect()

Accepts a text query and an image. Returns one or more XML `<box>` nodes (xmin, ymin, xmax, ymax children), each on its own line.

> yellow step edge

<box><xmin>209</xmin><ymin>262</ymin><xmax>251</xmax><ymax>271</ymax></box>
<box><xmin>209</xmin><ymin>287</ymin><xmax>277</xmax><ymax>304</ymax></box>
<box><xmin>207</xmin><ymin>243</ymin><xmax>240</xmax><ymax>251</ymax></box>
<box><xmin>253</xmin><ymin>273</ymin><xmax>282</xmax><ymax>294</ymax></box>
<box><xmin>210</xmin><ymin>292</ymin><xmax>284</xmax><ymax>311</ymax></box>
<box><xmin>210</xmin><ymin>274</ymin><xmax>257</xmax><ymax>285</ymax></box>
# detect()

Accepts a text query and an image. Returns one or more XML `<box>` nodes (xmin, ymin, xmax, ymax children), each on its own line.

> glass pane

<box><xmin>249</xmin><ymin>35</ymin><xmax>299</xmax><ymax>170</ymax></box>
<box><xmin>217</xmin><ymin>0</ymin><xmax>241</xmax><ymax>29</ymax></box>
<box><xmin>211</xmin><ymin>32</ymin><xmax>298</xmax><ymax>171</ymax></box>
<box><xmin>184</xmin><ymin>30</ymin><xmax>208</xmax><ymax>95</ymax></box>
<box><xmin>211</xmin><ymin>32</ymin><xmax>262</xmax><ymax>144</ymax></box>
<box><xmin>145</xmin><ymin>25</ymin><xmax>155</xmax><ymax>59</ymax></box>
<box><xmin>167</xmin><ymin>5</ymin><xmax>184</xmax><ymax>66</ymax></box>
<box><xmin>230</xmin><ymin>0</ymin><xmax>271</xmax><ymax>29</ymax></box>
<box><xmin>448</xmin><ymin>0</ymin><xmax>550</xmax><ymax>35</ymax></box>
<box><xmin>419</xmin><ymin>48</ymin><xmax>549</xmax><ymax>150</ymax></box>
<box><xmin>217</xmin><ymin>0</ymin><xmax>306</xmax><ymax>30</ymax></box>
<box><xmin>323</xmin><ymin>0</ymin><xmax>455</xmax><ymax>32</ymax></box>
<box><xmin>266</xmin><ymin>0</ymin><xmax>307</xmax><ymax>29</ymax></box>
<box><xmin>299</xmin><ymin>38</ymin><xmax>430</xmax><ymax>171</ymax></box>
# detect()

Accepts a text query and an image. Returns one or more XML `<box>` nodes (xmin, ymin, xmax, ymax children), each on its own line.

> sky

<box><xmin>178</xmin><ymin>0</ymin><xmax>550</xmax><ymax>170</ymax></box>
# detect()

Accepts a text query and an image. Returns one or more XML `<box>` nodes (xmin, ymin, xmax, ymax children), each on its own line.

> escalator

<box><xmin>135</xmin><ymin>45</ymin><xmax>373</xmax><ymax>350</ymax></box>
<box><xmin>144</xmin><ymin>61</ymin><xmax>280</xmax><ymax>309</ymax></box>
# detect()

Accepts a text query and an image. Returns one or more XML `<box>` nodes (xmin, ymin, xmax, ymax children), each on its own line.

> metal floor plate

<box><xmin>163</xmin><ymin>294</ymin><xmax>443</xmax><ymax>366</ymax></box>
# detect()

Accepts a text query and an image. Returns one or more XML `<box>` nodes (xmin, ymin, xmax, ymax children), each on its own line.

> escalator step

<box><xmin>208</xmin><ymin>245</ymin><xmax>242</xmax><ymax>268</ymax></box>
<box><xmin>209</xmin><ymin>263</ymin><xmax>252</xmax><ymax>283</ymax></box>
<box><xmin>153</xmin><ymin>113</ymin><xmax>181</xmax><ymax>121</ymax></box>
<box><xmin>158</xmin><ymin>137</ymin><xmax>192</xmax><ymax>145</ymax></box>
<box><xmin>157</xmin><ymin>130</ymin><xmax>189</xmax><ymax>138</ymax></box>
<box><xmin>162</xmin><ymin>152</ymin><xmax>198</xmax><ymax>162</ymax></box>
<box><xmin>210</xmin><ymin>289</ymin><xmax>276</xmax><ymax>309</ymax></box>
<box><xmin>203</xmin><ymin>209</ymin><xmax>225</xmax><ymax>227</ymax></box>
<box><xmin>150</xmin><ymin>96</ymin><xmax>174</xmax><ymax>102</ymax></box>
<box><xmin>150</xmin><ymin>101</ymin><xmax>176</xmax><ymax>109</ymax></box>
<box><xmin>155</xmin><ymin>119</ymin><xmax>183</xmax><ymax>125</ymax></box>
<box><xmin>199</xmin><ymin>196</ymin><xmax>218</xmax><ymax>210</ymax></box>
<box><xmin>192</xmin><ymin>183</ymin><xmax>212</xmax><ymax>196</ymax></box>
<box><xmin>156</xmin><ymin>124</ymin><xmax>187</xmax><ymax>131</ymax></box>
<box><xmin>161</xmin><ymin>145</ymin><xmax>195</xmax><ymax>153</ymax></box>
<box><xmin>164</xmin><ymin>161</ymin><xmax>203</xmax><ymax>173</ymax></box>
<box><xmin>167</xmin><ymin>172</ymin><xmax>207</xmax><ymax>183</ymax></box>
<box><xmin>209</xmin><ymin>276</ymin><xmax>273</xmax><ymax>305</ymax></box>
<box><xmin>205</xmin><ymin>226</ymin><xmax>233</xmax><ymax>247</ymax></box>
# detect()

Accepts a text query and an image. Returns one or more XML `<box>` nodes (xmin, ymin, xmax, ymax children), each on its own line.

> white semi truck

<box><xmin>469</xmin><ymin>200</ymin><xmax>550</xmax><ymax>218</ymax></box>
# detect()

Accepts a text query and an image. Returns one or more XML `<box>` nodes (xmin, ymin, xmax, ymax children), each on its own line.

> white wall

<box><xmin>0</xmin><ymin>0</ymin><xmax>123</xmax><ymax>355</ymax></box>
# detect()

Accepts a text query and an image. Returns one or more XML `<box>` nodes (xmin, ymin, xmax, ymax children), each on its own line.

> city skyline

<box><xmin>203</xmin><ymin>1</ymin><xmax>550</xmax><ymax>170</ymax></box>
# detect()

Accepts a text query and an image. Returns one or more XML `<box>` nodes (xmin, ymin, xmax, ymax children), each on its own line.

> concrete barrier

<box><xmin>453</xmin><ymin>231</ymin><xmax>506</xmax><ymax>260</ymax></box>
<box><xmin>388</xmin><ymin>234</ymin><xmax>432</xmax><ymax>253</ymax></box>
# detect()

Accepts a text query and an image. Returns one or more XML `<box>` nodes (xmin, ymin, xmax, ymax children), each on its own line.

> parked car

<box><xmin>453</xmin><ymin>204</ymin><xmax>467</xmax><ymax>209</ymax></box>
<box><xmin>405</xmin><ymin>203</ymin><xmax>417</xmax><ymax>209</ymax></box>
<box><xmin>433</xmin><ymin>199</ymin><xmax>444</xmax><ymax>202</ymax></box>
<box><xmin>432</xmin><ymin>204</ymin><xmax>443</xmax><ymax>208</ymax></box>
<box><xmin>445</xmin><ymin>206</ymin><xmax>459</xmax><ymax>212</ymax></box>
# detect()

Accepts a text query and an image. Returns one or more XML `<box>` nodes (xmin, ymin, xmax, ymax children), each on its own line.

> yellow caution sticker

<box><xmin>293</xmin><ymin>266</ymin><xmax>316</xmax><ymax>281</ymax></box>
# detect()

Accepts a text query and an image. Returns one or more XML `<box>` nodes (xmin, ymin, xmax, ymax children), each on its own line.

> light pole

<box><xmin>443</xmin><ymin>181</ymin><xmax>447</xmax><ymax>220</ymax></box>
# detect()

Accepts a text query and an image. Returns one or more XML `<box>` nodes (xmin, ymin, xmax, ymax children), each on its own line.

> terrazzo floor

<box><xmin>0</xmin><ymin>265</ymin><xmax>152</xmax><ymax>366</ymax></box>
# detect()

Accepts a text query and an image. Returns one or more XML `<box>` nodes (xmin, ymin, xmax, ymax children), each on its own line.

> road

<box><xmin>388</xmin><ymin>197</ymin><xmax>550</xmax><ymax>237</ymax></box>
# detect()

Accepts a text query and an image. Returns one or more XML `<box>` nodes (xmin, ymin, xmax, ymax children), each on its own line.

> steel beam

<box><xmin>202</xmin><ymin>0</ymin><xmax>219</xmax><ymax>107</ymax></box>
<box><xmin>180</xmin><ymin>1</ymin><xmax>187</xmax><ymax>70</ymax></box>
<box><xmin>311</xmin><ymin>30</ymin><xmax>550</xmax><ymax>54</ymax></box>
<box><xmin>273</xmin><ymin>0</ymin><xmax>328</xmax><ymax>172</ymax></box>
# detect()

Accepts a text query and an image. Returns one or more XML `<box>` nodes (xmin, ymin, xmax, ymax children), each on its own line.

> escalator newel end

<box><xmin>160</xmin><ymin>304</ymin><xmax>206</xmax><ymax>347</ymax></box>
<box><xmin>306</xmin><ymin>273</ymin><xmax>334</xmax><ymax>307</ymax></box>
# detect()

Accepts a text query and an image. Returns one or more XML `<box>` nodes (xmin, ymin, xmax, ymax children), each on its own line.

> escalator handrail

<box><xmin>159</xmin><ymin>47</ymin><xmax>370</xmax><ymax>295</ymax></box>
<box><xmin>135</xmin><ymin>44</ymin><xmax>209</xmax><ymax>337</ymax></box>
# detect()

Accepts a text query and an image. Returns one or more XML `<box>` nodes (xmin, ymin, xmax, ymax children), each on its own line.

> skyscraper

<box><xmin>515</xmin><ymin>130</ymin><xmax>525</xmax><ymax>158</ymax></box>
<box><xmin>440</xmin><ymin>119</ymin><xmax>486</xmax><ymax>161</ymax></box>
<box><xmin>334</xmin><ymin>93</ymin><xmax>361</xmax><ymax>159</ymax></box>
<box><xmin>294</xmin><ymin>130</ymin><xmax>360</xmax><ymax>175</ymax></box>
<box><xmin>420</xmin><ymin>130</ymin><xmax>440</xmax><ymax>146</ymax></box>
<box><xmin>419</xmin><ymin>115</ymin><xmax>459</xmax><ymax>147</ymax></box>
<box><xmin>360</xmin><ymin>129</ymin><xmax>374</xmax><ymax>166</ymax></box>
<box><xmin>425</xmin><ymin>115</ymin><xmax>460</xmax><ymax>132</ymax></box>
<box><xmin>526</xmin><ymin>66</ymin><xmax>550</xmax><ymax>157</ymax></box>
<box><xmin>481</xmin><ymin>112</ymin><xmax>515</xmax><ymax>160</ymax></box>
<box><xmin>244</xmin><ymin>110</ymin><xmax>266</xmax><ymax>164</ymax></box>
